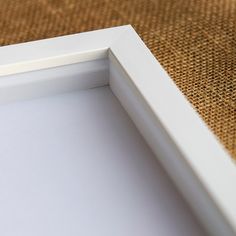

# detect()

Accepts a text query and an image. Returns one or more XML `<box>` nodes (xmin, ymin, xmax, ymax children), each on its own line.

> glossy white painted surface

<box><xmin>0</xmin><ymin>25</ymin><xmax>235</xmax><ymax>235</ymax></box>
<box><xmin>0</xmin><ymin>87</ymin><xmax>206</xmax><ymax>236</ymax></box>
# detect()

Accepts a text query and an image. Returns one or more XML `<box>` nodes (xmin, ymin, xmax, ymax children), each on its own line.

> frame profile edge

<box><xmin>109</xmin><ymin>25</ymin><xmax>236</xmax><ymax>236</ymax></box>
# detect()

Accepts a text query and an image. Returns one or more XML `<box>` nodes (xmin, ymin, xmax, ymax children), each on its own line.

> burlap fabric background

<box><xmin>0</xmin><ymin>0</ymin><xmax>235</xmax><ymax>159</ymax></box>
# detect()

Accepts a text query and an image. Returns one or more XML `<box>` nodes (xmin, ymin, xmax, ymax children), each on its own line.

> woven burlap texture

<box><xmin>0</xmin><ymin>0</ymin><xmax>235</xmax><ymax>159</ymax></box>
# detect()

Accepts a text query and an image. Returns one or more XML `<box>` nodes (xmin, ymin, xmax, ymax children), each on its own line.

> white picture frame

<box><xmin>0</xmin><ymin>25</ymin><xmax>235</xmax><ymax>236</ymax></box>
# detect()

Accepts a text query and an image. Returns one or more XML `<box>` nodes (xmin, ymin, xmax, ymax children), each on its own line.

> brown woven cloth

<box><xmin>0</xmin><ymin>0</ymin><xmax>235</xmax><ymax>159</ymax></box>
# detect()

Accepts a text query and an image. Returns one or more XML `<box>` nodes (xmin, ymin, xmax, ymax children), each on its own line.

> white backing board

<box><xmin>0</xmin><ymin>86</ymin><xmax>206</xmax><ymax>236</ymax></box>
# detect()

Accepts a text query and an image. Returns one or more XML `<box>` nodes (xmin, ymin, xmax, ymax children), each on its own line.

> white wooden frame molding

<box><xmin>0</xmin><ymin>25</ymin><xmax>235</xmax><ymax>236</ymax></box>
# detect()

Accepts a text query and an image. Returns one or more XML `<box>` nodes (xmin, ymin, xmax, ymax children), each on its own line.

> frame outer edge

<box><xmin>0</xmin><ymin>26</ymin><xmax>130</xmax><ymax>76</ymax></box>
<box><xmin>109</xmin><ymin>26</ymin><xmax>236</xmax><ymax>236</ymax></box>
